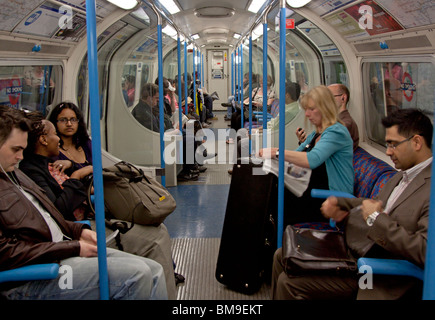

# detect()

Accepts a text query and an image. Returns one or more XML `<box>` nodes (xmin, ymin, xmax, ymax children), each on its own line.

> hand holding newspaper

<box><xmin>262</xmin><ymin>158</ymin><xmax>311</xmax><ymax>197</ymax></box>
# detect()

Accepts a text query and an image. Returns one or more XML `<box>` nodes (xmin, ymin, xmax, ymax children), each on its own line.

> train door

<box><xmin>207</xmin><ymin>49</ymin><xmax>228</xmax><ymax>108</ymax></box>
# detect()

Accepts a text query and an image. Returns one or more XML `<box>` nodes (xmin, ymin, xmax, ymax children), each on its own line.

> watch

<box><xmin>366</xmin><ymin>211</ymin><xmax>380</xmax><ymax>226</ymax></box>
<box><xmin>275</xmin><ymin>149</ymin><xmax>279</xmax><ymax>159</ymax></box>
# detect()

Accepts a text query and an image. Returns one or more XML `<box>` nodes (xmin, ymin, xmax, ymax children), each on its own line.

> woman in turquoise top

<box><xmin>260</xmin><ymin>85</ymin><xmax>353</xmax><ymax>225</ymax></box>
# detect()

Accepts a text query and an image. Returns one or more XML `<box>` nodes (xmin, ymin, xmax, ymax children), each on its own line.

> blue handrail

<box><xmin>85</xmin><ymin>0</ymin><xmax>109</xmax><ymax>300</ymax></box>
<box><xmin>277</xmin><ymin>5</ymin><xmax>286</xmax><ymax>249</ymax></box>
<box><xmin>157</xmin><ymin>23</ymin><xmax>165</xmax><ymax>187</ymax></box>
<box><xmin>0</xmin><ymin>264</ymin><xmax>59</xmax><ymax>284</ymax></box>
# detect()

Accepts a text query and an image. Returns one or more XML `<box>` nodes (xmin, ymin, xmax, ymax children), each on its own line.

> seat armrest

<box><xmin>311</xmin><ymin>189</ymin><xmax>355</xmax><ymax>199</ymax></box>
<box><xmin>76</xmin><ymin>220</ymin><xmax>91</xmax><ymax>228</ymax></box>
<box><xmin>310</xmin><ymin>189</ymin><xmax>355</xmax><ymax>228</ymax></box>
<box><xmin>0</xmin><ymin>263</ymin><xmax>60</xmax><ymax>284</ymax></box>
<box><xmin>357</xmin><ymin>257</ymin><xmax>424</xmax><ymax>281</ymax></box>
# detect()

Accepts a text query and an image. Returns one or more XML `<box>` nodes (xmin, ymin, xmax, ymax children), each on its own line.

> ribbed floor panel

<box><xmin>172</xmin><ymin>238</ymin><xmax>271</xmax><ymax>300</ymax></box>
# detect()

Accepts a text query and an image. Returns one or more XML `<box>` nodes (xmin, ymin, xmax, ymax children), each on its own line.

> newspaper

<box><xmin>105</xmin><ymin>229</ymin><xmax>119</xmax><ymax>244</ymax></box>
<box><xmin>262</xmin><ymin>158</ymin><xmax>311</xmax><ymax>197</ymax></box>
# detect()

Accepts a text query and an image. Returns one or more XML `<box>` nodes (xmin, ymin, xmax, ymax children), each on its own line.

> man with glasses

<box><xmin>272</xmin><ymin>108</ymin><xmax>432</xmax><ymax>300</ymax></box>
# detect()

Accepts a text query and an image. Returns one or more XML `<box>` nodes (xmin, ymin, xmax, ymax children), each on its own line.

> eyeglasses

<box><xmin>57</xmin><ymin>117</ymin><xmax>79</xmax><ymax>124</ymax></box>
<box><xmin>385</xmin><ymin>135</ymin><xmax>415</xmax><ymax>150</ymax></box>
<box><xmin>333</xmin><ymin>94</ymin><xmax>343</xmax><ymax>97</ymax></box>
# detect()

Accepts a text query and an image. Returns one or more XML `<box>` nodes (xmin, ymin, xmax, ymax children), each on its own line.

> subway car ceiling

<box><xmin>1</xmin><ymin>0</ymin><xmax>435</xmax><ymax>157</ymax></box>
<box><xmin>0</xmin><ymin>0</ymin><xmax>434</xmax><ymax>59</ymax></box>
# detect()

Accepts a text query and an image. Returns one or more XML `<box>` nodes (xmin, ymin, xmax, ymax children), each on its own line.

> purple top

<box><xmin>54</xmin><ymin>139</ymin><xmax>93</xmax><ymax>170</ymax></box>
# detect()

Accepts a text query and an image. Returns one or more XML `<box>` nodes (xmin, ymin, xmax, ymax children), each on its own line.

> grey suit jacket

<box><xmin>337</xmin><ymin>163</ymin><xmax>431</xmax><ymax>299</ymax></box>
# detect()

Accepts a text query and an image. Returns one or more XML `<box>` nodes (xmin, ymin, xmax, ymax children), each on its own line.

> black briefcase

<box><xmin>215</xmin><ymin>160</ymin><xmax>277</xmax><ymax>294</ymax></box>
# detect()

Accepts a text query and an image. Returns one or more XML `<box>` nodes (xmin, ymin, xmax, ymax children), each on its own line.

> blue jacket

<box><xmin>296</xmin><ymin>122</ymin><xmax>354</xmax><ymax>194</ymax></box>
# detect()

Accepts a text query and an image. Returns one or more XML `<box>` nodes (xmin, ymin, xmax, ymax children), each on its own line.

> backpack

<box><xmin>88</xmin><ymin>161</ymin><xmax>176</xmax><ymax>226</ymax></box>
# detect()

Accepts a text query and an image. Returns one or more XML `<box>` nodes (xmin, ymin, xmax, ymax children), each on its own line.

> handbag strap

<box><xmin>86</xmin><ymin>173</ymin><xmax>135</xmax><ymax>233</ymax></box>
<box><xmin>302</xmin><ymin>132</ymin><xmax>321</xmax><ymax>152</ymax></box>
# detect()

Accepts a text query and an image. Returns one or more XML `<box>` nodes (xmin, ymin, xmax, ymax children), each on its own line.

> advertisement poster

<box><xmin>13</xmin><ymin>3</ymin><xmax>64</xmax><ymax>37</ymax></box>
<box><xmin>344</xmin><ymin>0</ymin><xmax>403</xmax><ymax>36</ymax></box>
<box><xmin>376</xmin><ymin>0</ymin><xmax>435</xmax><ymax>28</ymax></box>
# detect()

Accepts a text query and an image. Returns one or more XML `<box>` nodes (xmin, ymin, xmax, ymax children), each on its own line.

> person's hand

<box><xmin>79</xmin><ymin>229</ymin><xmax>98</xmax><ymax>257</ymax></box>
<box><xmin>80</xmin><ymin>229</ymin><xmax>97</xmax><ymax>245</ymax></box>
<box><xmin>51</xmin><ymin>160</ymin><xmax>72</xmax><ymax>173</ymax></box>
<box><xmin>320</xmin><ymin>196</ymin><xmax>349</xmax><ymax>222</ymax></box>
<box><xmin>296</xmin><ymin>127</ymin><xmax>306</xmax><ymax>144</ymax></box>
<box><xmin>258</xmin><ymin>147</ymin><xmax>278</xmax><ymax>159</ymax></box>
<box><xmin>360</xmin><ymin>199</ymin><xmax>383</xmax><ymax>221</ymax></box>
<box><xmin>79</xmin><ymin>240</ymin><xmax>98</xmax><ymax>257</ymax></box>
<box><xmin>70</xmin><ymin>165</ymin><xmax>93</xmax><ymax>180</ymax></box>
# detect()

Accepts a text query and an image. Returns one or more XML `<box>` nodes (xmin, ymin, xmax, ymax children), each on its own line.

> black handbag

<box><xmin>282</xmin><ymin>225</ymin><xmax>357</xmax><ymax>275</ymax></box>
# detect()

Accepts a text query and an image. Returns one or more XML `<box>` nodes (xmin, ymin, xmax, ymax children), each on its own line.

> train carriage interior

<box><xmin>1</xmin><ymin>0</ymin><xmax>435</xmax><ymax>301</ymax></box>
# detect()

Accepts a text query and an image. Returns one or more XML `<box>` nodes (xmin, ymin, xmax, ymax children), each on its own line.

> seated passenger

<box><xmin>228</xmin><ymin>74</ymin><xmax>275</xmax><ymax>142</ymax></box>
<box><xmin>132</xmin><ymin>83</ymin><xmax>175</xmax><ymax>133</ymax></box>
<box><xmin>328</xmin><ymin>83</ymin><xmax>359</xmax><ymax>151</ymax></box>
<box><xmin>47</xmin><ymin>101</ymin><xmax>92</xmax><ymax>169</ymax></box>
<box><xmin>296</xmin><ymin>83</ymin><xmax>359</xmax><ymax>151</ymax></box>
<box><xmin>19</xmin><ymin>115</ymin><xmax>92</xmax><ymax>222</ymax></box>
<box><xmin>266</xmin><ymin>82</ymin><xmax>301</xmax><ymax>131</ymax></box>
<box><xmin>272</xmin><ymin>108</ymin><xmax>432</xmax><ymax>300</ymax></box>
<box><xmin>123</xmin><ymin>75</ymin><xmax>136</xmax><ymax>107</ymax></box>
<box><xmin>0</xmin><ymin>106</ymin><xmax>167</xmax><ymax>300</ymax></box>
<box><xmin>131</xmin><ymin>83</ymin><xmax>160</xmax><ymax>132</ymax></box>
<box><xmin>46</xmin><ymin>102</ymin><xmax>178</xmax><ymax>299</ymax></box>
<box><xmin>259</xmin><ymin>85</ymin><xmax>354</xmax><ymax>226</ymax></box>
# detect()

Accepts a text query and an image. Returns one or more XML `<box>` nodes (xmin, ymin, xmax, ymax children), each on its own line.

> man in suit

<box><xmin>272</xmin><ymin>108</ymin><xmax>432</xmax><ymax>300</ymax></box>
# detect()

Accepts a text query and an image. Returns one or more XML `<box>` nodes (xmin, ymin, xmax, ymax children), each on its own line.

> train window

<box><xmin>0</xmin><ymin>64</ymin><xmax>59</xmax><ymax>117</ymax></box>
<box><xmin>364</xmin><ymin>60</ymin><xmax>435</xmax><ymax>146</ymax></box>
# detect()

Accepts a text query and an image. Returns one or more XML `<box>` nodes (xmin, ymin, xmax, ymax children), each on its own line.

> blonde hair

<box><xmin>300</xmin><ymin>85</ymin><xmax>339</xmax><ymax>132</ymax></box>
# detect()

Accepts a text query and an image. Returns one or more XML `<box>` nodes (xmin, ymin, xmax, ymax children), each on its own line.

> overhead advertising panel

<box><xmin>376</xmin><ymin>0</ymin><xmax>435</xmax><ymax>28</ymax></box>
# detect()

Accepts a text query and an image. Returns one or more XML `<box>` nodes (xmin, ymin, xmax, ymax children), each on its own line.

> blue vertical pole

<box><xmin>184</xmin><ymin>41</ymin><xmax>188</xmax><ymax>114</ymax></box>
<box><xmin>193</xmin><ymin>47</ymin><xmax>196</xmax><ymax>116</ymax></box>
<box><xmin>262</xmin><ymin>21</ymin><xmax>268</xmax><ymax>150</ymax></box>
<box><xmin>234</xmin><ymin>48</ymin><xmax>239</xmax><ymax>102</ymax></box>
<box><xmin>277</xmin><ymin>4</ymin><xmax>286</xmax><ymax>249</ymax></box>
<box><xmin>202</xmin><ymin>54</ymin><xmax>204</xmax><ymax>89</ymax></box>
<box><xmin>177</xmin><ymin>35</ymin><xmax>182</xmax><ymax>125</ymax></box>
<box><xmin>231</xmin><ymin>52</ymin><xmax>234</xmax><ymax>98</ymax></box>
<box><xmin>157</xmin><ymin>24</ymin><xmax>165</xmax><ymax>187</ymax></box>
<box><xmin>177</xmin><ymin>35</ymin><xmax>183</xmax><ymax>165</ymax></box>
<box><xmin>240</xmin><ymin>44</ymin><xmax>244</xmax><ymax>129</ymax></box>
<box><xmin>85</xmin><ymin>0</ymin><xmax>109</xmax><ymax>300</ymax></box>
<box><xmin>199</xmin><ymin>51</ymin><xmax>201</xmax><ymax>84</ymax></box>
<box><xmin>423</xmin><ymin>124</ymin><xmax>435</xmax><ymax>299</ymax></box>
<box><xmin>237</xmin><ymin>45</ymin><xmax>244</xmax><ymax>128</ymax></box>
<box><xmin>248</xmin><ymin>35</ymin><xmax>253</xmax><ymax>155</ymax></box>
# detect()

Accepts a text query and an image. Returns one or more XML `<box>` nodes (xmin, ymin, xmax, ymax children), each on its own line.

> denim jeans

<box><xmin>2</xmin><ymin>248</ymin><xmax>168</xmax><ymax>300</ymax></box>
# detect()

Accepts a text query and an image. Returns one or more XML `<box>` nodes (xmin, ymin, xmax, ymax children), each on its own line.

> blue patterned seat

<box><xmin>293</xmin><ymin>147</ymin><xmax>397</xmax><ymax>231</ymax></box>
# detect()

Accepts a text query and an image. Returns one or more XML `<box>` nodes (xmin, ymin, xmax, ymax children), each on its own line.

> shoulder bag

<box><xmin>88</xmin><ymin>161</ymin><xmax>176</xmax><ymax>226</ymax></box>
<box><xmin>282</xmin><ymin>225</ymin><xmax>357</xmax><ymax>275</ymax></box>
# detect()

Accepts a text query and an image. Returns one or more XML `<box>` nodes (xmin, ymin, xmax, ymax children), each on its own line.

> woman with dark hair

<box><xmin>47</xmin><ymin>102</ymin><xmax>179</xmax><ymax>298</ymax></box>
<box><xmin>20</xmin><ymin>113</ymin><xmax>93</xmax><ymax>221</ymax></box>
<box><xmin>47</xmin><ymin>101</ymin><xmax>92</xmax><ymax>169</ymax></box>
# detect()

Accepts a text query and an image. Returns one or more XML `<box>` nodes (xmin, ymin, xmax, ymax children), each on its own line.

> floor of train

<box><xmin>165</xmin><ymin>109</ymin><xmax>272</xmax><ymax>300</ymax></box>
